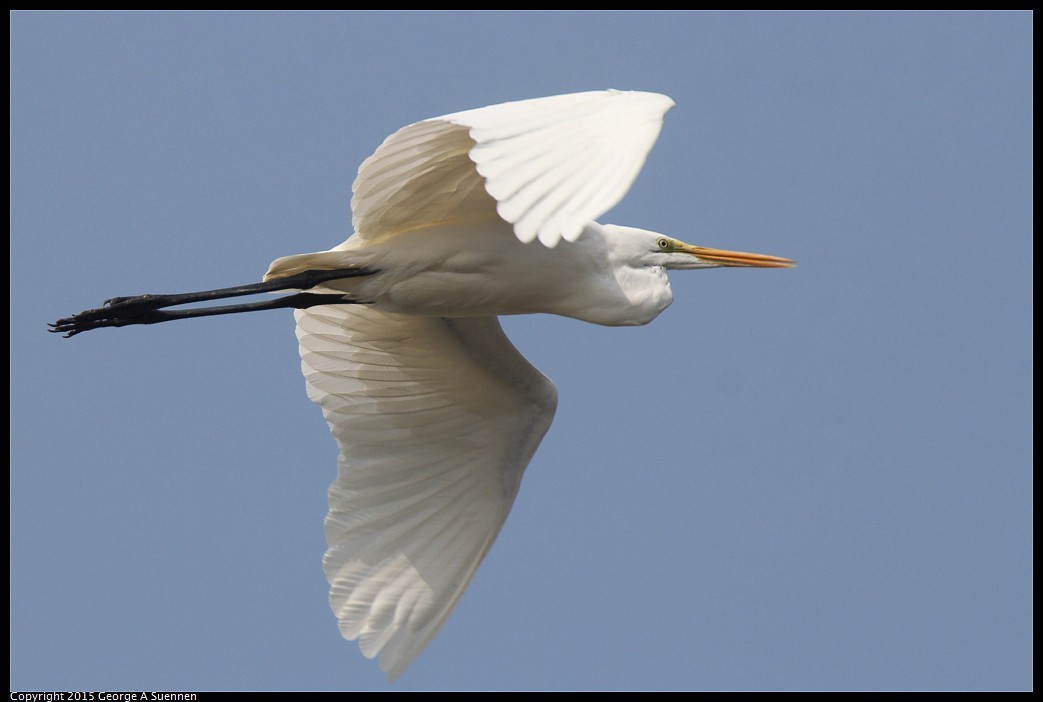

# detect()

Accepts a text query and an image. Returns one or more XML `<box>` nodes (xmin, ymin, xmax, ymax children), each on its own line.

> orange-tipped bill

<box><xmin>685</xmin><ymin>244</ymin><xmax>795</xmax><ymax>268</ymax></box>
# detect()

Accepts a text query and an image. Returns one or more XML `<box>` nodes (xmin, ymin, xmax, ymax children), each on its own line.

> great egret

<box><xmin>51</xmin><ymin>89</ymin><xmax>793</xmax><ymax>680</ymax></box>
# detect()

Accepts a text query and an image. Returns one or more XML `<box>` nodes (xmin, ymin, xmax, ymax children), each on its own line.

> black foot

<box><xmin>49</xmin><ymin>294</ymin><xmax>171</xmax><ymax>337</ymax></box>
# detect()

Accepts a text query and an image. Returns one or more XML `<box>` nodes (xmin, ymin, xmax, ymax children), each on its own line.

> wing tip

<box><xmin>436</xmin><ymin>88</ymin><xmax>675</xmax><ymax>126</ymax></box>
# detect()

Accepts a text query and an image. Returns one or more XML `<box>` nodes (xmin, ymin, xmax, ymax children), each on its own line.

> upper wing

<box><xmin>351</xmin><ymin>89</ymin><xmax>675</xmax><ymax>247</ymax></box>
<box><xmin>295</xmin><ymin>305</ymin><xmax>557</xmax><ymax>680</ymax></box>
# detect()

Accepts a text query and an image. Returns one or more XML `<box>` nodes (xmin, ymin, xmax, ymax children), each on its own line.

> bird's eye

<box><xmin>657</xmin><ymin>238</ymin><xmax>671</xmax><ymax>251</ymax></box>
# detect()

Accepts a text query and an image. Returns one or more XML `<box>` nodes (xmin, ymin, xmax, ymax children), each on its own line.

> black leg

<box><xmin>49</xmin><ymin>267</ymin><xmax>377</xmax><ymax>337</ymax></box>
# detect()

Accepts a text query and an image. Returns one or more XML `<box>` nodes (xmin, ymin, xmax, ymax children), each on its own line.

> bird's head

<box><xmin>603</xmin><ymin>225</ymin><xmax>795</xmax><ymax>271</ymax></box>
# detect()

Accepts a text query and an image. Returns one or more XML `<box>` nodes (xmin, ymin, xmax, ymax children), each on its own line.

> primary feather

<box><xmin>351</xmin><ymin>89</ymin><xmax>674</xmax><ymax>247</ymax></box>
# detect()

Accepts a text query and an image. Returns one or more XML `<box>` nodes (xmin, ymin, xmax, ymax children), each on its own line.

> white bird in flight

<box><xmin>52</xmin><ymin>89</ymin><xmax>793</xmax><ymax>680</ymax></box>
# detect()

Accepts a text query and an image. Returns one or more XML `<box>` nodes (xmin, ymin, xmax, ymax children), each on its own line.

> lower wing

<box><xmin>295</xmin><ymin>305</ymin><xmax>557</xmax><ymax>680</ymax></box>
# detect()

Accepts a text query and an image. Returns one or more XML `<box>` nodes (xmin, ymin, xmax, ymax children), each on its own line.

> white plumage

<box><xmin>298</xmin><ymin>307</ymin><xmax>555</xmax><ymax>679</ymax></box>
<box><xmin>352</xmin><ymin>90</ymin><xmax>674</xmax><ymax>247</ymax></box>
<box><xmin>53</xmin><ymin>89</ymin><xmax>792</xmax><ymax>682</ymax></box>
<box><xmin>280</xmin><ymin>91</ymin><xmax>674</xmax><ymax>678</ymax></box>
<box><xmin>265</xmin><ymin>90</ymin><xmax>790</xmax><ymax>679</ymax></box>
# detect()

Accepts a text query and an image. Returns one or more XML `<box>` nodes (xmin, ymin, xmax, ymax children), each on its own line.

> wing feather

<box><xmin>296</xmin><ymin>305</ymin><xmax>557</xmax><ymax>680</ymax></box>
<box><xmin>351</xmin><ymin>89</ymin><xmax>674</xmax><ymax>247</ymax></box>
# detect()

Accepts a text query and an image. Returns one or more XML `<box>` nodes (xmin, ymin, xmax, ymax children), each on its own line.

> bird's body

<box><xmin>52</xmin><ymin>89</ymin><xmax>793</xmax><ymax>681</ymax></box>
<box><xmin>267</xmin><ymin>221</ymin><xmax>678</xmax><ymax>326</ymax></box>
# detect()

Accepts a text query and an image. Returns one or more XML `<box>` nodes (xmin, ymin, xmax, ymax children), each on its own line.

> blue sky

<box><xmin>10</xmin><ymin>11</ymin><xmax>1031</xmax><ymax>692</ymax></box>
